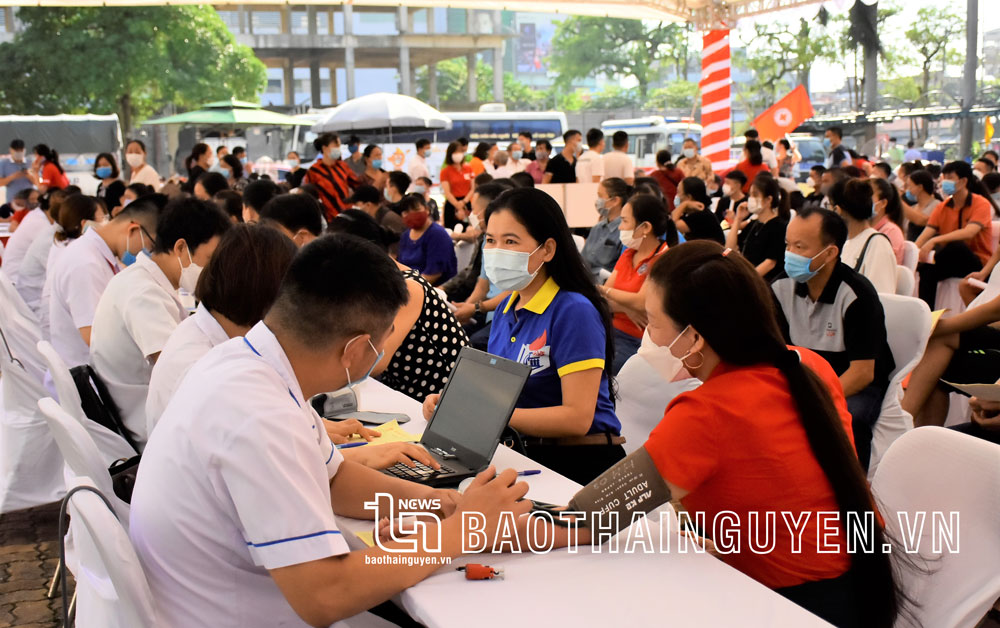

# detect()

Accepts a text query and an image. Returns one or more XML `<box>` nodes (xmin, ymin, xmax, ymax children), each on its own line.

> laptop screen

<box><xmin>424</xmin><ymin>351</ymin><xmax>528</xmax><ymax>458</ymax></box>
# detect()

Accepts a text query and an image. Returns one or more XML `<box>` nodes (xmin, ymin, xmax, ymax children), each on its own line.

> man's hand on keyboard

<box><xmin>342</xmin><ymin>442</ymin><xmax>439</xmax><ymax>470</ymax></box>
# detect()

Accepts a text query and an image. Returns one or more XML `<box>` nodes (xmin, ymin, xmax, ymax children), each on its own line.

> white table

<box><xmin>342</xmin><ymin>380</ymin><xmax>831</xmax><ymax>627</ymax></box>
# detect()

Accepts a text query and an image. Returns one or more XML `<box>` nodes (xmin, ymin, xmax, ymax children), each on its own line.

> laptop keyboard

<box><xmin>385</xmin><ymin>461</ymin><xmax>454</xmax><ymax>480</ymax></box>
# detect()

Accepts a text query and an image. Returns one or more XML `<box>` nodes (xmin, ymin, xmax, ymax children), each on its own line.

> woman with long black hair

<box><xmin>422</xmin><ymin>188</ymin><xmax>622</xmax><ymax>484</ymax></box>
<box><xmin>183</xmin><ymin>142</ymin><xmax>213</xmax><ymax>194</ymax></box>
<box><xmin>29</xmin><ymin>143</ymin><xmax>68</xmax><ymax>193</ymax></box>
<box><xmin>671</xmin><ymin>176</ymin><xmax>724</xmax><ymax>244</ymax></box>
<box><xmin>637</xmin><ymin>240</ymin><xmax>901</xmax><ymax>627</ymax></box>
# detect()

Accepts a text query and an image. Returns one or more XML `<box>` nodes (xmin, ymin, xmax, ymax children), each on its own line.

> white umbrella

<box><xmin>309</xmin><ymin>93</ymin><xmax>452</xmax><ymax>140</ymax></box>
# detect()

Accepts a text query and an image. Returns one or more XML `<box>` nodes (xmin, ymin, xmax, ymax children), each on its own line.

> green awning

<box><xmin>145</xmin><ymin>99</ymin><xmax>309</xmax><ymax>127</ymax></box>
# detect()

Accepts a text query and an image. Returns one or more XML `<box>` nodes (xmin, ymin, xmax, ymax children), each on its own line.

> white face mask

<box><xmin>683</xmin><ymin>148</ymin><xmax>696</xmax><ymax>159</ymax></box>
<box><xmin>289</xmin><ymin>159</ymin><xmax>300</xmax><ymax>168</ymax></box>
<box><xmin>125</xmin><ymin>153</ymin><xmax>144</xmax><ymax>168</ymax></box>
<box><xmin>10</xmin><ymin>150</ymin><xmax>24</xmax><ymax>161</ymax></box>
<box><xmin>482</xmin><ymin>244</ymin><xmax>543</xmax><ymax>292</ymax></box>
<box><xmin>452</xmin><ymin>152</ymin><xmax>465</xmax><ymax>164</ymax></box>
<box><xmin>747</xmin><ymin>196</ymin><xmax>762</xmax><ymax>214</ymax></box>
<box><xmin>468</xmin><ymin>212</ymin><xmax>481</xmax><ymax>230</ymax></box>
<box><xmin>618</xmin><ymin>226</ymin><xmax>643</xmax><ymax>250</ymax></box>
<box><xmin>722</xmin><ymin>183</ymin><xmax>733</xmax><ymax>197</ymax></box>
<box><xmin>637</xmin><ymin>325</ymin><xmax>692</xmax><ymax>382</ymax></box>
<box><xmin>178</xmin><ymin>247</ymin><xmax>202</xmax><ymax>294</ymax></box>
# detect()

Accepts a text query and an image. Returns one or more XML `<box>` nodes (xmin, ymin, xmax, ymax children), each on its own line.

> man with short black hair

<box><xmin>974</xmin><ymin>158</ymin><xmax>996</xmax><ymax>179</ymax></box>
<box><xmin>260</xmin><ymin>193</ymin><xmax>325</xmax><ymax>247</ymax></box>
<box><xmin>0</xmin><ymin>139</ymin><xmax>32</xmax><ymax>200</ymax></box>
<box><xmin>824</xmin><ymin>127</ymin><xmax>851</xmax><ymax>169</ymax></box>
<box><xmin>543</xmin><ymin>129</ymin><xmax>581</xmax><ymax>184</ymax></box>
<box><xmin>713</xmin><ymin>170</ymin><xmax>748</xmax><ymax>222</ymax></box>
<box><xmin>216</xmin><ymin>145</ymin><xmax>229</xmax><ymax>160</ymax></box>
<box><xmin>91</xmin><ymin>198</ymin><xmax>231</xmax><ymax>449</ymax></box>
<box><xmin>130</xmin><ymin>234</ymin><xmax>528</xmax><ymax>628</ymax></box>
<box><xmin>576</xmin><ymin>128</ymin><xmax>605</xmax><ymax>183</ymax></box>
<box><xmin>601</xmin><ymin>131</ymin><xmax>635</xmax><ymax>185</ymax></box>
<box><xmin>518</xmin><ymin>131</ymin><xmax>534</xmax><ymax>160</ymax></box>
<box><xmin>983</xmin><ymin>150</ymin><xmax>999</xmax><ymax>166</ymax></box>
<box><xmin>48</xmin><ymin>197</ymin><xmax>162</xmax><ymax>368</ymax></box>
<box><xmin>243</xmin><ymin>179</ymin><xmax>280</xmax><ymax>224</ymax></box>
<box><xmin>771</xmin><ymin>207</ymin><xmax>895</xmax><ymax>471</ymax></box>
<box><xmin>345</xmin><ymin>135</ymin><xmax>365</xmax><ymax>177</ymax></box>
<box><xmin>409</xmin><ymin>139</ymin><xmax>432</xmax><ymax>182</ymax></box>
<box><xmin>871</xmin><ymin>162</ymin><xmax>893</xmax><ymax>180</ymax></box>
<box><xmin>386</xmin><ymin>171</ymin><xmax>411</xmax><ymax>204</ymax></box>
<box><xmin>903</xmin><ymin>140</ymin><xmax>922</xmax><ymax>162</ymax></box>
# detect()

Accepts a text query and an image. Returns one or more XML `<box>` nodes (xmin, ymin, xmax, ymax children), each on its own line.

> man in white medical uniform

<box><xmin>90</xmin><ymin>197</ymin><xmax>231</xmax><ymax>450</ymax></box>
<box><xmin>47</xmin><ymin>195</ymin><xmax>163</xmax><ymax>367</ymax></box>
<box><xmin>130</xmin><ymin>234</ymin><xmax>531</xmax><ymax>627</ymax></box>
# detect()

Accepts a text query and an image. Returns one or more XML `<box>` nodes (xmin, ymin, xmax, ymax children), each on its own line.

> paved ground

<box><xmin>0</xmin><ymin>503</ymin><xmax>70</xmax><ymax>628</ymax></box>
<box><xmin>0</xmin><ymin>502</ymin><xmax>997</xmax><ymax>628</ymax></box>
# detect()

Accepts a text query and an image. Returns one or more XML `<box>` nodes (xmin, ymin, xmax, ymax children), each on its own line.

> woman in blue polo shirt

<box><xmin>423</xmin><ymin>187</ymin><xmax>623</xmax><ymax>484</ymax></box>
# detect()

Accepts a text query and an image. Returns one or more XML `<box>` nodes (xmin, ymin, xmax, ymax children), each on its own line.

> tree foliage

<box><xmin>0</xmin><ymin>7</ymin><xmax>267</xmax><ymax>133</ymax></box>
<box><xmin>735</xmin><ymin>18</ymin><xmax>834</xmax><ymax>117</ymax></box>
<box><xmin>645</xmin><ymin>81</ymin><xmax>700</xmax><ymax>111</ymax></box>
<box><xmin>549</xmin><ymin>17</ymin><xmax>690</xmax><ymax>99</ymax></box>
<box><xmin>415</xmin><ymin>58</ymin><xmax>494</xmax><ymax>107</ymax></box>
<box><xmin>904</xmin><ymin>5</ymin><xmax>964</xmax><ymax>102</ymax></box>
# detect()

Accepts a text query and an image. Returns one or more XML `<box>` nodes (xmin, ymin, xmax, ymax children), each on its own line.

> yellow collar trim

<box><xmin>503</xmin><ymin>276</ymin><xmax>561</xmax><ymax>315</ymax></box>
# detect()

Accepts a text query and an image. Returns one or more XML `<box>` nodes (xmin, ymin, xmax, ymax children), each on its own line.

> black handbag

<box><xmin>108</xmin><ymin>455</ymin><xmax>141</xmax><ymax>503</ymax></box>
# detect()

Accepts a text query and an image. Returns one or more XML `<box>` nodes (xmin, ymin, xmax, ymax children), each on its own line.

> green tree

<box><xmin>645</xmin><ymin>81</ymin><xmax>699</xmax><ymax>111</ymax></box>
<box><xmin>905</xmin><ymin>5</ymin><xmax>963</xmax><ymax>104</ymax></box>
<box><xmin>0</xmin><ymin>7</ymin><xmax>266</xmax><ymax>134</ymax></box>
<box><xmin>549</xmin><ymin>17</ymin><xmax>689</xmax><ymax>100</ymax></box>
<box><xmin>415</xmin><ymin>58</ymin><xmax>492</xmax><ymax>107</ymax></box>
<box><xmin>583</xmin><ymin>86</ymin><xmax>639</xmax><ymax>110</ymax></box>
<box><xmin>735</xmin><ymin>17</ymin><xmax>834</xmax><ymax>118</ymax></box>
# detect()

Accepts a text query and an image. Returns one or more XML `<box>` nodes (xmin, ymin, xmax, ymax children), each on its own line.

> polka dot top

<box><xmin>379</xmin><ymin>269</ymin><xmax>470</xmax><ymax>402</ymax></box>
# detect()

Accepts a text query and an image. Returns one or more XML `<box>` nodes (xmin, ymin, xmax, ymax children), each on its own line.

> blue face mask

<box><xmin>871</xmin><ymin>202</ymin><xmax>878</xmax><ymax>219</ymax></box>
<box><xmin>121</xmin><ymin>228</ymin><xmax>150</xmax><ymax>267</ymax></box>
<box><xmin>372</xmin><ymin>158</ymin><xmax>383</xmax><ymax>170</ymax></box>
<box><xmin>941</xmin><ymin>180</ymin><xmax>956</xmax><ymax>196</ymax></box>
<box><xmin>903</xmin><ymin>191</ymin><xmax>916</xmax><ymax>204</ymax></box>
<box><xmin>349</xmin><ymin>144</ymin><xmax>359</xmax><ymax>155</ymax></box>
<box><xmin>784</xmin><ymin>246</ymin><xmax>831</xmax><ymax>283</ymax></box>
<box><xmin>423</xmin><ymin>149</ymin><xmax>432</xmax><ymax>158</ymax></box>
<box><xmin>512</xmin><ymin>151</ymin><xmax>523</xmax><ymax>161</ymax></box>
<box><xmin>344</xmin><ymin>336</ymin><xmax>383</xmax><ymax>389</ymax></box>
<box><xmin>384</xmin><ymin>187</ymin><xmax>392</xmax><ymax>201</ymax></box>
<box><xmin>96</xmin><ymin>166</ymin><xmax>112</xmax><ymax>179</ymax></box>
<box><xmin>822</xmin><ymin>137</ymin><xmax>832</xmax><ymax>149</ymax></box>
<box><xmin>412</xmin><ymin>185</ymin><xmax>426</xmax><ymax>195</ymax></box>
<box><xmin>240</xmin><ymin>157</ymin><xmax>248</xmax><ymax>165</ymax></box>
<box><xmin>673</xmin><ymin>195</ymin><xmax>682</xmax><ymax>208</ymax></box>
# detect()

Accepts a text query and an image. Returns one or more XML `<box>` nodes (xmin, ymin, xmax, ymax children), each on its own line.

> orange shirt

<box><xmin>644</xmin><ymin>347</ymin><xmax>855</xmax><ymax>589</ymax></box>
<box><xmin>731</xmin><ymin>160</ymin><xmax>771</xmax><ymax>194</ymax></box>
<box><xmin>304</xmin><ymin>160</ymin><xmax>361</xmax><ymax>221</ymax></box>
<box><xmin>440</xmin><ymin>164</ymin><xmax>474</xmax><ymax>200</ymax></box>
<box><xmin>611</xmin><ymin>241</ymin><xmax>668</xmax><ymax>338</ymax></box>
<box><xmin>927</xmin><ymin>193</ymin><xmax>996</xmax><ymax>265</ymax></box>
<box><xmin>40</xmin><ymin>162</ymin><xmax>69</xmax><ymax>189</ymax></box>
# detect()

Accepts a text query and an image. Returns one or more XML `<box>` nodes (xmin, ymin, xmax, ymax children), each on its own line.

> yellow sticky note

<box><xmin>355</xmin><ymin>531</ymin><xmax>376</xmax><ymax>548</ymax></box>
<box><xmin>347</xmin><ymin>420</ymin><xmax>422</xmax><ymax>445</ymax></box>
<box><xmin>930</xmin><ymin>309</ymin><xmax>947</xmax><ymax>332</ymax></box>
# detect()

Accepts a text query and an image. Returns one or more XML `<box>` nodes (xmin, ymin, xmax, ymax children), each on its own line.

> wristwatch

<box><xmin>474</xmin><ymin>301</ymin><xmax>483</xmax><ymax>315</ymax></box>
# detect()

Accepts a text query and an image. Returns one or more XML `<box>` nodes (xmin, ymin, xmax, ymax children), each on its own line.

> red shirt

<box><xmin>644</xmin><ymin>347</ymin><xmax>856</xmax><ymax>589</ymax></box>
<box><xmin>440</xmin><ymin>163</ymin><xmax>474</xmax><ymax>200</ymax></box>
<box><xmin>927</xmin><ymin>193</ymin><xmax>996</xmax><ymax>265</ymax></box>
<box><xmin>650</xmin><ymin>167</ymin><xmax>685</xmax><ymax>211</ymax></box>
<box><xmin>611</xmin><ymin>241</ymin><xmax>668</xmax><ymax>338</ymax></box>
<box><xmin>731</xmin><ymin>160</ymin><xmax>771</xmax><ymax>194</ymax></box>
<box><xmin>305</xmin><ymin>160</ymin><xmax>361</xmax><ymax>221</ymax></box>
<box><xmin>40</xmin><ymin>162</ymin><xmax>69</xmax><ymax>189</ymax></box>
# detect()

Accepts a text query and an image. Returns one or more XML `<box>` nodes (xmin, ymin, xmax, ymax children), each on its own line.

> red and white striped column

<box><xmin>700</xmin><ymin>30</ymin><xmax>732</xmax><ymax>172</ymax></box>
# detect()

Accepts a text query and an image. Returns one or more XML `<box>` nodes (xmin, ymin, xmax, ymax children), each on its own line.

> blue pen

<box><xmin>338</xmin><ymin>441</ymin><xmax>369</xmax><ymax>449</ymax></box>
<box><xmin>517</xmin><ymin>470</ymin><xmax>541</xmax><ymax>477</ymax></box>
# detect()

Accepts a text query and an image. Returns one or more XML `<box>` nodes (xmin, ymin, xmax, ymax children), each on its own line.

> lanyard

<box><xmin>243</xmin><ymin>337</ymin><xmax>301</xmax><ymax>408</ymax></box>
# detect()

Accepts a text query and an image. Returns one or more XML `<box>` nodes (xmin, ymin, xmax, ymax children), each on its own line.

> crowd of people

<box><xmin>0</xmin><ymin>123</ymin><xmax>998</xmax><ymax>628</ymax></box>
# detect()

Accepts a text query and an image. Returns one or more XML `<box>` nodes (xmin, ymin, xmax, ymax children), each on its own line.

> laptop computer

<box><xmin>381</xmin><ymin>346</ymin><xmax>530</xmax><ymax>487</ymax></box>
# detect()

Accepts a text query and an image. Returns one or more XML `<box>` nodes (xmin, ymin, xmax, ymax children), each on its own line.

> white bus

<box><xmin>288</xmin><ymin>109</ymin><xmax>568</xmax><ymax>183</ymax></box>
<box><xmin>600</xmin><ymin>117</ymin><xmax>703</xmax><ymax>171</ymax></box>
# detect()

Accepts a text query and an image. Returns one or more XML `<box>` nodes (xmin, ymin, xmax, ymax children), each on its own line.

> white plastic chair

<box><xmin>968</xmin><ymin>261</ymin><xmax>1000</xmax><ymax>310</ymax></box>
<box><xmin>36</xmin><ymin>341</ymin><xmax>137</xmax><ymax>464</ymax></box>
<box><xmin>0</xmin><ymin>272</ymin><xmax>65</xmax><ymax>512</ymax></box>
<box><xmin>63</xmin><ymin>476</ymin><xmax>156</xmax><ymax>628</ymax></box>
<box><xmin>872</xmin><ymin>427</ymin><xmax>1000</xmax><ymax>628</ymax></box>
<box><xmin>37</xmin><ymin>398</ymin><xmax>129</xmax><ymax>524</ymax></box>
<box><xmin>614</xmin><ymin>353</ymin><xmax>701</xmax><ymax>454</ymax></box>
<box><xmin>868</xmin><ymin>295</ymin><xmax>932</xmax><ymax>478</ymax></box>
<box><xmin>894</xmin><ymin>265</ymin><xmax>914</xmax><ymax>297</ymax></box>
<box><xmin>935</xmin><ymin>277</ymin><xmax>966</xmax><ymax>314</ymax></box>
<box><xmin>454</xmin><ymin>240</ymin><xmax>476</xmax><ymax>272</ymax></box>
<box><xmin>901</xmin><ymin>241</ymin><xmax>919</xmax><ymax>272</ymax></box>
<box><xmin>992</xmin><ymin>220</ymin><xmax>999</xmax><ymax>253</ymax></box>
<box><xmin>572</xmin><ymin>234</ymin><xmax>586</xmax><ymax>253</ymax></box>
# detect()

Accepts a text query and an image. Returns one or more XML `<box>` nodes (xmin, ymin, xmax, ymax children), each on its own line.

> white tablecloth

<box><xmin>342</xmin><ymin>380</ymin><xmax>831</xmax><ymax>627</ymax></box>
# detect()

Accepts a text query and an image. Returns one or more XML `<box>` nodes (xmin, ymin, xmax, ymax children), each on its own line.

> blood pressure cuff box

<box><xmin>566</xmin><ymin>447</ymin><xmax>671</xmax><ymax>533</ymax></box>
